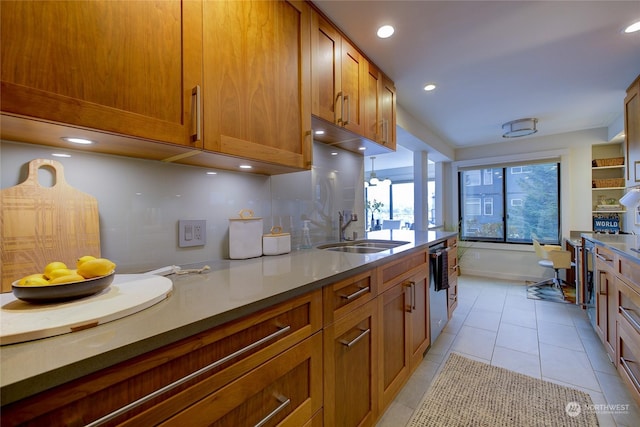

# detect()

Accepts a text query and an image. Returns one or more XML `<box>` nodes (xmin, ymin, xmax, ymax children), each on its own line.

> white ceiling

<box><xmin>313</xmin><ymin>0</ymin><xmax>640</xmax><ymax>169</ymax></box>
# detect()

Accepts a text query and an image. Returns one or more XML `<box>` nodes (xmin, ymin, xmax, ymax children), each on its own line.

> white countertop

<box><xmin>0</xmin><ymin>230</ymin><xmax>455</xmax><ymax>405</ymax></box>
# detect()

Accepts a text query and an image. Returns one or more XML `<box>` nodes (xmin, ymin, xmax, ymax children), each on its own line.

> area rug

<box><xmin>407</xmin><ymin>353</ymin><xmax>598</xmax><ymax>427</ymax></box>
<box><xmin>526</xmin><ymin>281</ymin><xmax>576</xmax><ymax>304</ymax></box>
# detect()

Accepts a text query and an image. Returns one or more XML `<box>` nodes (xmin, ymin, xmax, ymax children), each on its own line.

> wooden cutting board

<box><xmin>1</xmin><ymin>159</ymin><xmax>101</xmax><ymax>292</ymax></box>
<box><xmin>0</xmin><ymin>274</ymin><xmax>173</xmax><ymax>345</ymax></box>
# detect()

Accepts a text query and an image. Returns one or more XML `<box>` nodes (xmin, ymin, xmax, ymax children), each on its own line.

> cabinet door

<box><xmin>203</xmin><ymin>0</ymin><xmax>312</xmax><ymax>170</ymax></box>
<box><xmin>339</xmin><ymin>39</ymin><xmax>366</xmax><ymax>135</ymax></box>
<box><xmin>0</xmin><ymin>0</ymin><xmax>201</xmax><ymax>147</ymax></box>
<box><xmin>310</xmin><ymin>11</ymin><xmax>341</xmax><ymax>124</ymax></box>
<box><xmin>379</xmin><ymin>75</ymin><xmax>397</xmax><ymax>151</ymax></box>
<box><xmin>378</xmin><ymin>283</ymin><xmax>410</xmax><ymax>411</ymax></box>
<box><xmin>364</xmin><ymin>63</ymin><xmax>381</xmax><ymax>143</ymax></box>
<box><xmin>324</xmin><ymin>300</ymin><xmax>378</xmax><ymax>427</ymax></box>
<box><xmin>596</xmin><ymin>266</ymin><xmax>616</xmax><ymax>360</ymax></box>
<box><xmin>408</xmin><ymin>271</ymin><xmax>430</xmax><ymax>368</ymax></box>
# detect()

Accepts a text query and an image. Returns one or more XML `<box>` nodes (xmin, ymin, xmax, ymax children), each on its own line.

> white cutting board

<box><xmin>0</xmin><ymin>274</ymin><xmax>173</xmax><ymax>345</ymax></box>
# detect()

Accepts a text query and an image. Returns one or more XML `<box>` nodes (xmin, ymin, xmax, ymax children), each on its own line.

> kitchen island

<box><xmin>1</xmin><ymin>230</ymin><xmax>456</xmax><ymax>426</ymax></box>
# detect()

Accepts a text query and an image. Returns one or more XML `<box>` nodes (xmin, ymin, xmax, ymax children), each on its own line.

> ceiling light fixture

<box><xmin>624</xmin><ymin>20</ymin><xmax>640</xmax><ymax>33</ymax></box>
<box><xmin>423</xmin><ymin>84</ymin><xmax>436</xmax><ymax>91</ymax></box>
<box><xmin>502</xmin><ymin>118</ymin><xmax>538</xmax><ymax>138</ymax></box>
<box><xmin>377</xmin><ymin>25</ymin><xmax>394</xmax><ymax>39</ymax></box>
<box><xmin>365</xmin><ymin>157</ymin><xmax>391</xmax><ymax>187</ymax></box>
<box><xmin>239</xmin><ymin>164</ymin><xmax>252</xmax><ymax>169</ymax></box>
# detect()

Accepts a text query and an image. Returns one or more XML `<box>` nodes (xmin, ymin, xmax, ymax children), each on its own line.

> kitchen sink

<box><xmin>317</xmin><ymin>239</ymin><xmax>410</xmax><ymax>254</ymax></box>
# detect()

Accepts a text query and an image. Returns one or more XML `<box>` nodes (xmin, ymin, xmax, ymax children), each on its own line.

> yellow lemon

<box><xmin>22</xmin><ymin>277</ymin><xmax>50</xmax><ymax>287</ymax></box>
<box><xmin>48</xmin><ymin>268</ymin><xmax>74</xmax><ymax>280</ymax></box>
<box><xmin>44</xmin><ymin>261</ymin><xmax>68</xmax><ymax>279</ymax></box>
<box><xmin>17</xmin><ymin>273</ymin><xmax>47</xmax><ymax>286</ymax></box>
<box><xmin>50</xmin><ymin>274</ymin><xmax>85</xmax><ymax>285</ymax></box>
<box><xmin>77</xmin><ymin>258</ymin><xmax>116</xmax><ymax>279</ymax></box>
<box><xmin>76</xmin><ymin>255</ymin><xmax>97</xmax><ymax>269</ymax></box>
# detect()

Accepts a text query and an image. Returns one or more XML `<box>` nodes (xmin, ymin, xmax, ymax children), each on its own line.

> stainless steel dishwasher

<box><xmin>429</xmin><ymin>242</ymin><xmax>449</xmax><ymax>344</ymax></box>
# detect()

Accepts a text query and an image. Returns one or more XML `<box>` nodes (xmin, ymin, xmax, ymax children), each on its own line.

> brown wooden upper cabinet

<box><xmin>1</xmin><ymin>0</ymin><xmax>312</xmax><ymax>173</ymax></box>
<box><xmin>202</xmin><ymin>0</ymin><xmax>312</xmax><ymax>171</ymax></box>
<box><xmin>0</xmin><ymin>0</ymin><xmax>202</xmax><ymax>148</ymax></box>
<box><xmin>311</xmin><ymin>10</ymin><xmax>366</xmax><ymax>136</ymax></box>
<box><xmin>625</xmin><ymin>75</ymin><xmax>639</xmax><ymax>182</ymax></box>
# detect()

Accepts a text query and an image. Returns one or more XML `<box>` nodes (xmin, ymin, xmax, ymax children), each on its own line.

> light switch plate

<box><xmin>178</xmin><ymin>220</ymin><xmax>206</xmax><ymax>247</ymax></box>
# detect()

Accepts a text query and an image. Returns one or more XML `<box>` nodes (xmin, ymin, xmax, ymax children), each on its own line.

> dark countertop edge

<box><xmin>1</xmin><ymin>234</ymin><xmax>454</xmax><ymax>406</ymax></box>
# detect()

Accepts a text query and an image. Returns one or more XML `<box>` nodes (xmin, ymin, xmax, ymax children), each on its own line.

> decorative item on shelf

<box><xmin>593</xmin><ymin>214</ymin><xmax>620</xmax><ymax>233</ymax></box>
<box><xmin>592</xmin><ymin>178</ymin><xmax>625</xmax><ymax>188</ymax></box>
<box><xmin>592</xmin><ymin>157</ymin><xmax>625</xmax><ymax>167</ymax></box>
<box><xmin>364</xmin><ymin>157</ymin><xmax>391</xmax><ymax>187</ymax></box>
<box><xmin>596</xmin><ymin>196</ymin><xmax>622</xmax><ymax>211</ymax></box>
<box><xmin>502</xmin><ymin>118</ymin><xmax>538</xmax><ymax>138</ymax></box>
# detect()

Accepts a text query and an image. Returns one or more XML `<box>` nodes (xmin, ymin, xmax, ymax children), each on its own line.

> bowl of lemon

<box><xmin>12</xmin><ymin>256</ymin><xmax>116</xmax><ymax>303</ymax></box>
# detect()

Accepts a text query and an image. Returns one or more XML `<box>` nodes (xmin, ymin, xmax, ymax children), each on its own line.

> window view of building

<box><xmin>458</xmin><ymin>162</ymin><xmax>560</xmax><ymax>244</ymax></box>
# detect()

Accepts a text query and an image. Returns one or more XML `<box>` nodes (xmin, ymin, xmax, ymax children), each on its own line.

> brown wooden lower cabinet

<box><xmin>323</xmin><ymin>299</ymin><xmax>378</xmax><ymax>427</ymax></box>
<box><xmin>616</xmin><ymin>276</ymin><xmax>640</xmax><ymax>406</ymax></box>
<box><xmin>159</xmin><ymin>332</ymin><xmax>323</xmax><ymax>426</ymax></box>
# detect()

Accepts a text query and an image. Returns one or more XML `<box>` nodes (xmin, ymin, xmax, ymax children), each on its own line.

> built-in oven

<box><xmin>583</xmin><ymin>237</ymin><xmax>596</xmax><ymax>328</ymax></box>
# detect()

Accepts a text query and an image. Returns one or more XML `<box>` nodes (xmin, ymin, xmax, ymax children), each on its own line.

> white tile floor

<box><xmin>375</xmin><ymin>275</ymin><xmax>640</xmax><ymax>427</ymax></box>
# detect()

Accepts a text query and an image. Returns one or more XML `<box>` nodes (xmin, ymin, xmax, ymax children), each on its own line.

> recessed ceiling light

<box><xmin>239</xmin><ymin>164</ymin><xmax>252</xmax><ymax>169</ymax></box>
<box><xmin>51</xmin><ymin>153</ymin><xmax>71</xmax><ymax>158</ymax></box>
<box><xmin>377</xmin><ymin>25</ymin><xmax>394</xmax><ymax>39</ymax></box>
<box><xmin>315</xmin><ymin>130</ymin><xmax>325</xmax><ymax>135</ymax></box>
<box><xmin>330</xmin><ymin>151</ymin><xmax>338</xmax><ymax>156</ymax></box>
<box><xmin>424</xmin><ymin>84</ymin><xmax>436</xmax><ymax>91</ymax></box>
<box><xmin>206</xmin><ymin>171</ymin><xmax>217</xmax><ymax>175</ymax></box>
<box><xmin>624</xmin><ymin>20</ymin><xmax>640</xmax><ymax>33</ymax></box>
<box><xmin>61</xmin><ymin>137</ymin><xmax>94</xmax><ymax>145</ymax></box>
<box><xmin>358</xmin><ymin>146</ymin><xmax>366</xmax><ymax>151</ymax></box>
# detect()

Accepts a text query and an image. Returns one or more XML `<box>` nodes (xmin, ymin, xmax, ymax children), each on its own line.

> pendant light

<box><xmin>365</xmin><ymin>157</ymin><xmax>392</xmax><ymax>187</ymax></box>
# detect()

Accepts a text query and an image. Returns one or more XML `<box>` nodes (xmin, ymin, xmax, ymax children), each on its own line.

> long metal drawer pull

<box><xmin>596</xmin><ymin>253</ymin><xmax>613</xmax><ymax>262</ymax></box>
<box><xmin>340</xmin><ymin>286</ymin><xmax>370</xmax><ymax>301</ymax></box>
<box><xmin>254</xmin><ymin>393</ymin><xmax>291</xmax><ymax>427</ymax></box>
<box><xmin>85</xmin><ymin>325</ymin><xmax>291</xmax><ymax>427</ymax></box>
<box><xmin>339</xmin><ymin>328</ymin><xmax>370</xmax><ymax>348</ymax></box>
<box><xmin>191</xmin><ymin>85</ymin><xmax>201</xmax><ymax>142</ymax></box>
<box><xmin>620</xmin><ymin>307</ymin><xmax>640</xmax><ymax>334</ymax></box>
<box><xmin>620</xmin><ymin>357</ymin><xmax>640</xmax><ymax>391</ymax></box>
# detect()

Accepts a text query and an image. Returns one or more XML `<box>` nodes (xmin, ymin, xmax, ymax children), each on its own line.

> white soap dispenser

<box><xmin>301</xmin><ymin>220</ymin><xmax>312</xmax><ymax>249</ymax></box>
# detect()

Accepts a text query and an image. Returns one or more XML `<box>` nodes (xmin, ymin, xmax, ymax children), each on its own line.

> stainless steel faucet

<box><xmin>338</xmin><ymin>210</ymin><xmax>358</xmax><ymax>241</ymax></box>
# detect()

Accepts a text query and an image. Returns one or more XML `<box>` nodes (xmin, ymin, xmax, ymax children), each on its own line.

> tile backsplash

<box><xmin>1</xmin><ymin>140</ymin><xmax>364</xmax><ymax>273</ymax></box>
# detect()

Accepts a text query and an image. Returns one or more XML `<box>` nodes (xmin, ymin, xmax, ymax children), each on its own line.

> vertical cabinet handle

<box><xmin>404</xmin><ymin>281</ymin><xmax>416</xmax><ymax>312</ymax></box>
<box><xmin>381</xmin><ymin>118</ymin><xmax>388</xmax><ymax>144</ymax></box>
<box><xmin>254</xmin><ymin>393</ymin><xmax>291</xmax><ymax>427</ymax></box>
<box><xmin>335</xmin><ymin>91</ymin><xmax>343</xmax><ymax>125</ymax></box>
<box><xmin>599</xmin><ymin>271</ymin><xmax>607</xmax><ymax>295</ymax></box>
<box><xmin>343</xmin><ymin>94</ymin><xmax>350</xmax><ymax>125</ymax></box>
<box><xmin>191</xmin><ymin>85</ymin><xmax>201</xmax><ymax>143</ymax></box>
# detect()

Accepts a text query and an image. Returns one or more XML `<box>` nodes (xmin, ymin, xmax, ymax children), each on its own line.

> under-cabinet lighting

<box><xmin>358</xmin><ymin>147</ymin><xmax>366</xmax><ymax>151</ymax></box>
<box><xmin>239</xmin><ymin>164</ymin><xmax>252</xmax><ymax>169</ymax></box>
<box><xmin>51</xmin><ymin>153</ymin><xmax>71</xmax><ymax>158</ymax></box>
<box><xmin>61</xmin><ymin>137</ymin><xmax>94</xmax><ymax>145</ymax></box>
<box><xmin>206</xmin><ymin>171</ymin><xmax>217</xmax><ymax>175</ymax></box>
<box><xmin>315</xmin><ymin>130</ymin><xmax>325</xmax><ymax>135</ymax></box>
<box><xmin>624</xmin><ymin>20</ymin><xmax>640</xmax><ymax>33</ymax></box>
<box><xmin>330</xmin><ymin>152</ymin><xmax>338</xmax><ymax>156</ymax></box>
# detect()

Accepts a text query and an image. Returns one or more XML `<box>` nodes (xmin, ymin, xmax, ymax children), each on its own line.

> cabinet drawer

<box><xmin>160</xmin><ymin>332</ymin><xmax>323</xmax><ymax>426</ymax></box>
<box><xmin>323</xmin><ymin>268</ymin><xmax>378</xmax><ymax>325</ymax></box>
<box><xmin>379</xmin><ymin>250</ymin><xmax>428</xmax><ymax>292</ymax></box>
<box><xmin>596</xmin><ymin>245</ymin><xmax>616</xmax><ymax>270</ymax></box>
<box><xmin>2</xmin><ymin>290</ymin><xmax>322</xmax><ymax>427</ymax></box>
<box><xmin>617</xmin><ymin>317</ymin><xmax>640</xmax><ymax>406</ymax></box>
<box><xmin>619</xmin><ymin>256</ymin><xmax>640</xmax><ymax>291</ymax></box>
